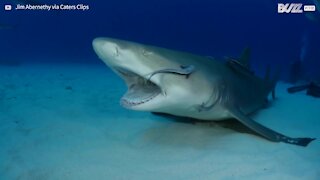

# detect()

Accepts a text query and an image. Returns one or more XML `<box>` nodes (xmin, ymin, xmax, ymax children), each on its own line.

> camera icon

<box><xmin>5</xmin><ymin>5</ymin><xmax>12</xmax><ymax>11</ymax></box>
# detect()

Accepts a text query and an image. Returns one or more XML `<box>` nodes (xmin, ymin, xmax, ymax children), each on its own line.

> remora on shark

<box><xmin>92</xmin><ymin>37</ymin><xmax>315</xmax><ymax>147</ymax></box>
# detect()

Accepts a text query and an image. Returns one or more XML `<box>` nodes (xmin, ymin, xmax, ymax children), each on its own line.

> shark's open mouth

<box><xmin>115</xmin><ymin>67</ymin><xmax>162</xmax><ymax>107</ymax></box>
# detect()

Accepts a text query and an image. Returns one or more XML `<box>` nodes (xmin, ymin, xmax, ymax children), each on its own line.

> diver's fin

<box><xmin>287</xmin><ymin>84</ymin><xmax>310</xmax><ymax>93</ymax></box>
<box><xmin>239</xmin><ymin>47</ymin><xmax>250</xmax><ymax>69</ymax></box>
<box><xmin>287</xmin><ymin>82</ymin><xmax>320</xmax><ymax>98</ymax></box>
<box><xmin>306</xmin><ymin>82</ymin><xmax>320</xmax><ymax>98</ymax></box>
<box><xmin>227</xmin><ymin>106</ymin><xmax>315</xmax><ymax>147</ymax></box>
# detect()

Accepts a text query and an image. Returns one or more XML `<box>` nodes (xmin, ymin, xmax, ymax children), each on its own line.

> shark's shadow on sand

<box><xmin>129</xmin><ymin>112</ymin><xmax>264</xmax><ymax>149</ymax></box>
<box><xmin>151</xmin><ymin>112</ymin><xmax>259</xmax><ymax>137</ymax></box>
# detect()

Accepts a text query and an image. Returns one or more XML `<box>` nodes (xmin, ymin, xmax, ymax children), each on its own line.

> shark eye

<box><xmin>141</xmin><ymin>49</ymin><xmax>153</xmax><ymax>56</ymax></box>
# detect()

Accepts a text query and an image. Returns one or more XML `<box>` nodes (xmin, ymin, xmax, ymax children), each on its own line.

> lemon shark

<box><xmin>92</xmin><ymin>37</ymin><xmax>315</xmax><ymax>147</ymax></box>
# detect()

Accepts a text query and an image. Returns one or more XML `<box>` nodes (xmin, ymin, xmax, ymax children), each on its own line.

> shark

<box><xmin>92</xmin><ymin>37</ymin><xmax>315</xmax><ymax>147</ymax></box>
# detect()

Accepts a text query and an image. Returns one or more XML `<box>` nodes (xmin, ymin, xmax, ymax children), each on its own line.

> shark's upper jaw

<box><xmin>114</xmin><ymin>67</ymin><xmax>162</xmax><ymax>108</ymax></box>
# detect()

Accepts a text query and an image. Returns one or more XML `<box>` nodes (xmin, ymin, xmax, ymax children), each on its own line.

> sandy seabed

<box><xmin>0</xmin><ymin>63</ymin><xmax>319</xmax><ymax>180</ymax></box>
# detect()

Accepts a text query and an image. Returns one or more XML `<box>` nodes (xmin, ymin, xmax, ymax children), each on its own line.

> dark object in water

<box><xmin>288</xmin><ymin>60</ymin><xmax>302</xmax><ymax>84</ymax></box>
<box><xmin>65</xmin><ymin>86</ymin><xmax>73</xmax><ymax>90</ymax></box>
<box><xmin>287</xmin><ymin>82</ymin><xmax>320</xmax><ymax>98</ymax></box>
<box><xmin>307</xmin><ymin>82</ymin><xmax>320</xmax><ymax>97</ymax></box>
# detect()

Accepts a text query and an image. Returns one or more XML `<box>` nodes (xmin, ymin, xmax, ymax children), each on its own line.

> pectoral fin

<box><xmin>228</xmin><ymin>107</ymin><xmax>315</xmax><ymax>147</ymax></box>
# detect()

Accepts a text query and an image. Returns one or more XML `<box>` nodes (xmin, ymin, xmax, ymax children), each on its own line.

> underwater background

<box><xmin>0</xmin><ymin>0</ymin><xmax>319</xmax><ymax>80</ymax></box>
<box><xmin>0</xmin><ymin>0</ymin><xmax>320</xmax><ymax>179</ymax></box>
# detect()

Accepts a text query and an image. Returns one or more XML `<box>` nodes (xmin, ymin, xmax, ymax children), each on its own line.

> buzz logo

<box><xmin>278</xmin><ymin>3</ymin><xmax>303</xmax><ymax>13</ymax></box>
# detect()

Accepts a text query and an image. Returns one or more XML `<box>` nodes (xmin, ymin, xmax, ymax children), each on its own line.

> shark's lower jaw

<box><xmin>115</xmin><ymin>67</ymin><xmax>162</xmax><ymax>108</ymax></box>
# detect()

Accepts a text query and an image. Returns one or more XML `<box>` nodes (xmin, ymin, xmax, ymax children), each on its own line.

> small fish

<box><xmin>147</xmin><ymin>65</ymin><xmax>195</xmax><ymax>81</ymax></box>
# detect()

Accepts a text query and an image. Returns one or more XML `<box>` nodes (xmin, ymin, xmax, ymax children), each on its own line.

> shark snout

<box><xmin>92</xmin><ymin>38</ymin><xmax>121</xmax><ymax>61</ymax></box>
<box><xmin>92</xmin><ymin>38</ymin><xmax>106</xmax><ymax>51</ymax></box>
<box><xmin>92</xmin><ymin>38</ymin><xmax>108</xmax><ymax>59</ymax></box>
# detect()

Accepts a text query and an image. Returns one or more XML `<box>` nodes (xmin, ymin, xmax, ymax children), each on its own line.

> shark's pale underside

<box><xmin>92</xmin><ymin>37</ymin><xmax>315</xmax><ymax>147</ymax></box>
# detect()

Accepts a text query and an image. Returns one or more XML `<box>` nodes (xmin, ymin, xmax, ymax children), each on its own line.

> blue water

<box><xmin>0</xmin><ymin>1</ymin><xmax>320</xmax><ymax>179</ymax></box>
<box><xmin>0</xmin><ymin>0</ymin><xmax>319</xmax><ymax>80</ymax></box>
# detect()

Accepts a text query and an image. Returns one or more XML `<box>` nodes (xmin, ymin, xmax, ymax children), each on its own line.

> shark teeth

<box><xmin>120</xmin><ymin>91</ymin><xmax>159</xmax><ymax>107</ymax></box>
<box><xmin>116</xmin><ymin>68</ymin><xmax>162</xmax><ymax>108</ymax></box>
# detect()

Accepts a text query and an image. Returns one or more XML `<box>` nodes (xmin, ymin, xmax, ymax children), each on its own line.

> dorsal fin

<box><xmin>239</xmin><ymin>47</ymin><xmax>250</xmax><ymax>69</ymax></box>
<box><xmin>225</xmin><ymin>47</ymin><xmax>254</xmax><ymax>76</ymax></box>
<box><xmin>226</xmin><ymin>59</ymin><xmax>254</xmax><ymax>76</ymax></box>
